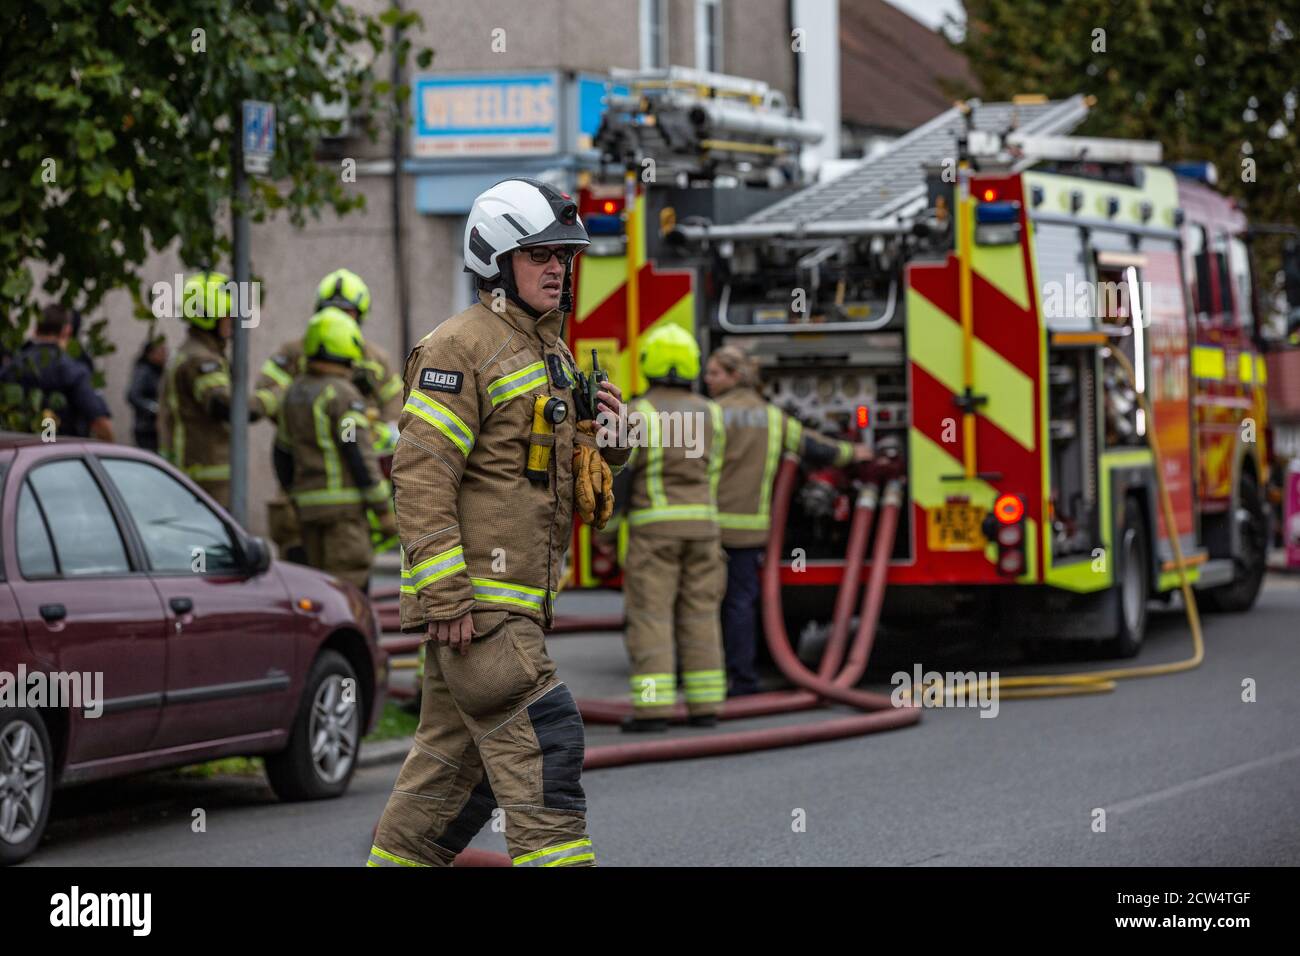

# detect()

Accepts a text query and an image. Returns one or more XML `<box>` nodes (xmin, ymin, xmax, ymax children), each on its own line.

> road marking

<box><xmin>1108</xmin><ymin>744</ymin><xmax>1300</xmax><ymax>815</ymax></box>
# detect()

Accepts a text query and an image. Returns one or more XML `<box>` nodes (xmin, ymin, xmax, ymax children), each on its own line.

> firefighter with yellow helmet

<box><xmin>158</xmin><ymin>271</ymin><xmax>269</xmax><ymax>507</ymax></box>
<box><xmin>370</xmin><ymin>177</ymin><xmax>628</xmax><ymax>869</ymax></box>
<box><xmin>257</xmin><ymin>268</ymin><xmax>403</xmax><ymax>561</ymax></box>
<box><xmin>273</xmin><ymin>306</ymin><xmax>395</xmax><ymax>592</ymax></box>
<box><xmin>619</xmin><ymin>323</ymin><xmax>727</xmax><ymax>732</ymax></box>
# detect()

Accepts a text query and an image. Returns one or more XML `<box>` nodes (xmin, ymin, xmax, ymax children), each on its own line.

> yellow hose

<box><xmin>913</xmin><ymin>345</ymin><xmax>1204</xmax><ymax>703</ymax></box>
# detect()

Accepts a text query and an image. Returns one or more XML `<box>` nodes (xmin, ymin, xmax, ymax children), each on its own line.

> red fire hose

<box><xmin>575</xmin><ymin>455</ymin><xmax>919</xmax><ymax>765</ymax></box>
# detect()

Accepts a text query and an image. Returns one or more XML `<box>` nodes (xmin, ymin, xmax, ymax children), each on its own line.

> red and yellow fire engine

<box><xmin>567</xmin><ymin>72</ymin><xmax>1292</xmax><ymax>656</ymax></box>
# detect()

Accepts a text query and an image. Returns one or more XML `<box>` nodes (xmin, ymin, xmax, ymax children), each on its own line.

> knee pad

<box><xmin>526</xmin><ymin>684</ymin><xmax>587</xmax><ymax>813</ymax></box>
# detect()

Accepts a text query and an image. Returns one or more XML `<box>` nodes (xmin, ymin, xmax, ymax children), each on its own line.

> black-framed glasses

<box><xmin>522</xmin><ymin>245</ymin><xmax>577</xmax><ymax>266</ymax></box>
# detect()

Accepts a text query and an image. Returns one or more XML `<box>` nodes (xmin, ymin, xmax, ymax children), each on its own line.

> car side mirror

<box><xmin>242</xmin><ymin>536</ymin><xmax>273</xmax><ymax>575</ymax></box>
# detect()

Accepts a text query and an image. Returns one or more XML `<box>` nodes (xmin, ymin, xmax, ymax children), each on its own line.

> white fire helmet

<box><xmin>463</xmin><ymin>178</ymin><xmax>590</xmax><ymax>280</ymax></box>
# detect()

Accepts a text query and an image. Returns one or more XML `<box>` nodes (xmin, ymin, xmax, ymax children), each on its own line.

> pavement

<box><xmin>20</xmin><ymin>570</ymin><xmax>1300</xmax><ymax>866</ymax></box>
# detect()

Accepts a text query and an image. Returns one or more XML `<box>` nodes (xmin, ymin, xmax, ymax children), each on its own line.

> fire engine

<box><xmin>566</xmin><ymin>67</ymin><xmax>1295</xmax><ymax>657</ymax></box>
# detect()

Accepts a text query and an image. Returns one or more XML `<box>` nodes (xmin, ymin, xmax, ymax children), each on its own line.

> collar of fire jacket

<box><xmin>476</xmin><ymin>290</ymin><xmax>564</xmax><ymax>347</ymax></box>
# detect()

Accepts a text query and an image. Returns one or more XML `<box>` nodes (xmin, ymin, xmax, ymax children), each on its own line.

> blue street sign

<box><xmin>242</xmin><ymin>100</ymin><xmax>276</xmax><ymax>174</ymax></box>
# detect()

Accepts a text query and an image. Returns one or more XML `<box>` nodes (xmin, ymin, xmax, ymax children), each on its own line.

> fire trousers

<box><xmin>300</xmin><ymin>518</ymin><xmax>372</xmax><ymax>592</ymax></box>
<box><xmin>622</xmin><ymin>531</ymin><xmax>727</xmax><ymax>718</ymax></box>
<box><xmin>369</xmin><ymin>610</ymin><xmax>594</xmax><ymax>867</ymax></box>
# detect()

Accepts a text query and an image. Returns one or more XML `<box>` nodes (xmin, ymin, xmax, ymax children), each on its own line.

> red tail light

<box><xmin>994</xmin><ymin>493</ymin><xmax>1024</xmax><ymax>524</ymax></box>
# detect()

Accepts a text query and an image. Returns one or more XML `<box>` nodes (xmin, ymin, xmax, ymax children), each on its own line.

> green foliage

<box><xmin>953</xmin><ymin>0</ymin><xmax>1298</xmax><ymax>298</ymax></box>
<box><xmin>0</xmin><ymin>0</ymin><xmax>430</xmax><ymax>363</ymax></box>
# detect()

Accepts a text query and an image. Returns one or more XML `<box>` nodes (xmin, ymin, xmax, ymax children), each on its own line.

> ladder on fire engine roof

<box><xmin>742</xmin><ymin>95</ymin><xmax>1092</xmax><ymax>229</ymax></box>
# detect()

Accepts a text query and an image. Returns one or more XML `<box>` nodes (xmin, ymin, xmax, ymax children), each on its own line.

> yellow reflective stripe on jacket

<box><xmin>487</xmin><ymin>361</ymin><xmax>547</xmax><ymax>407</ymax></box>
<box><xmin>260</xmin><ymin>358</ymin><xmax>293</xmax><ymax>388</ymax></box>
<box><xmin>630</xmin><ymin>673</ymin><xmax>675</xmax><ymax>706</ymax></box>
<box><xmin>639</xmin><ymin>399</ymin><xmax>668</xmax><ymax>508</ymax></box>
<box><xmin>363</xmin><ymin>478</ymin><xmax>392</xmax><ymax>506</ymax></box>
<box><xmin>1192</xmin><ymin>345</ymin><xmax>1226</xmax><ymax>380</ymax></box>
<box><xmin>628</xmin><ymin>503</ymin><xmax>717</xmax><ymax>526</ymax></box>
<box><xmin>255</xmin><ymin>387</ymin><xmax>279</xmax><ymax>418</ymax></box>
<box><xmin>783</xmin><ymin>417</ymin><xmax>803</xmax><ymax>453</ymax></box>
<box><xmin>367</xmin><ymin>844</ymin><xmax>428</xmax><ymax>867</ymax></box>
<box><xmin>193</xmin><ymin>369</ymin><xmax>230</xmax><ymax>400</ymax></box>
<box><xmin>718</xmin><ymin>404</ymin><xmax>786</xmax><ymax>531</ymax></box>
<box><xmin>401</xmin><ymin>546</ymin><xmax>467</xmax><ymax>594</ymax></box>
<box><xmin>512</xmin><ymin>838</ymin><xmax>595</xmax><ymax>867</ymax></box>
<box><xmin>707</xmin><ymin>401</ymin><xmax>725</xmax><ymax>504</ymax></box>
<box><xmin>404</xmin><ymin>391</ymin><xmax>474</xmax><ymax>456</ymax></box>
<box><xmin>187</xmin><ymin>463</ymin><xmax>230</xmax><ymax>481</ymax></box>
<box><xmin>470</xmin><ymin>577</ymin><xmax>554</xmax><ymax>610</ymax></box>
<box><xmin>163</xmin><ymin>358</ymin><xmax>184</xmax><ymax>466</ymax></box>
<box><xmin>378</xmin><ymin>373</ymin><xmax>404</xmax><ymax>403</ymax></box>
<box><xmin>293</xmin><ymin>487</ymin><xmax>363</xmax><ymax>507</ymax></box>
<box><xmin>372</xmin><ymin>420</ymin><xmax>398</xmax><ymax>455</ymax></box>
<box><xmin>313</xmin><ymin>385</ymin><xmax>342</xmax><ymax>495</ymax></box>
<box><xmin>833</xmin><ymin>440</ymin><xmax>854</xmax><ymax>467</ymax></box>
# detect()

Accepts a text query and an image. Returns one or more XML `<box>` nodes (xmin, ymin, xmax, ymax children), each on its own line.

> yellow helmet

<box><xmin>181</xmin><ymin>271</ymin><xmax>233</xmax><ymax>331</ymax></box>
<box><xmin>303</xmin><ymin>306</ymin><xmax>365</xmax><ymax>366</ymax></box>
<box><xmin>639</xmin><ymin>323</ymin><xmax>700</xmax><ymax>382</ymax></box>
<box><xmin>315</xmin><ymin>268</ymin><xmax>371</xmax><ymax>320</ymax></box>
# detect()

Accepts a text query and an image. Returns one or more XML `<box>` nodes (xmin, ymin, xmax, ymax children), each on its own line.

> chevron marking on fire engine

<box><xmin>906</xmin><ymin>288</ymin><xmax>1036</xmax><ymax>451</ymax></box>
<box><xmin>970</xmin><ymin>240</ymin><xmax>1030</xmax><ymax>312</ymax></box>
<box><xmin>909</xmin><ymin>430</ymin><xmax>997</xmax><ymax>509</ymax></box>
<box><xmin>575</xmin><ymin>256</ymin><xmax>627</xmax><ymax>324</ymax></box>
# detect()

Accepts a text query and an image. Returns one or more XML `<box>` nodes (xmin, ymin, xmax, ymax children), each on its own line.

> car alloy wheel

<box><xmin>0</xmin><ymin>719</ymin><xmax>47</xmax><ymax>847</ymax></box>
<box><xmin>309</xmin><ymin>674</ymin><xmax>358</xmax><ymax>785</ymax></box>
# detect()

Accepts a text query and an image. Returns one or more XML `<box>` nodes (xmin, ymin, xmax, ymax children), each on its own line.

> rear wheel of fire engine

<box><xmin>1107</xmin><ymin>498</ymin><xmax>1150</xmax><ymax>659</ymax></box>
<box><xmin>265</xmin><ymin>651</ymin><xmax>360</xmax><ymax>802</ymax></box>
<box><xmin>1200</xmin><ymin>468</ymin><xmax>1267</xmax><ymax>613</ymax></box>
<box><xmin>0</xmin><ymin>709</ymin><xmax>53</xmax><ymax>866</ymax></box>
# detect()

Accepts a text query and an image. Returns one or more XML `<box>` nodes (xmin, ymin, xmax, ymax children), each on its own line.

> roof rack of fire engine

<box><xmin>671</xmin><ymin>94</ymin><xmax>1093</xmax><ymax>242</ymax></box>
<box><xmin>595</xmin><ymin>66</ymin><xmax>823</xmax><ymax>183</ymax></box>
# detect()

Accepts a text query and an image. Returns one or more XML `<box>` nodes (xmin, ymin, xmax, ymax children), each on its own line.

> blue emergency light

<box><xmin>585</xmin><ymin>214</ymin><xmax>625</xmax><ymax>236</ymax></box>
<box><xmin>974</xmin><ymin>199</ymin><xmax>1021</xmax><ymax>245</ymax></box>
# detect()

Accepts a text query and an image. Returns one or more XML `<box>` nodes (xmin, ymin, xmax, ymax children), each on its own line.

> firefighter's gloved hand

<box><xmin>573</xmin><ymin>421</ymin><xmax>614</xmax><ymax>530</ymax></box>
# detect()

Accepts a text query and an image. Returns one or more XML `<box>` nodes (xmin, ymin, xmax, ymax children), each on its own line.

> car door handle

<box><xmin>40</xmin><ymin>603</ymin><xmax>66</xmax><ymax>623</ymax></box>
<box><xmin>169</xmin><ymin>597</ymin><xmax>194</xmax><ymax>615</ymax></box>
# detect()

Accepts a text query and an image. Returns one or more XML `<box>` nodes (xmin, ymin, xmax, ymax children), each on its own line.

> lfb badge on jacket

<box><xmin>419</xmin><ymin>368</ymin><xmax>463</xmax><ymax>394</ymax></box>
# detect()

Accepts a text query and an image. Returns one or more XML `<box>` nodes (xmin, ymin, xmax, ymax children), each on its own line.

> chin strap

<box><xmin>558</xmin><ymin>257</ymin><xmax>574</xmax><ymax>315</ymax></box>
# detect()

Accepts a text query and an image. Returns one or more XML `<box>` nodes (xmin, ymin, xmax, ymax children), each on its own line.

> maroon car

<box><xmin>0</xmin><ymin>433</ymin><xmax>386</xmax><ymax>864</ymax></box>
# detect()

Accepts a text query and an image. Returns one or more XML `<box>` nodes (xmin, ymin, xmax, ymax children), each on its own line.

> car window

<box><xmin>100</xmin><ymin>458</ymin><xmax>240</xmax><ymax>573</ymax></box>
<box><xmin>16</xmin><ymin>481</ymin><xmax>57</xmax><ymax>577</ymax></box>
<box><xmin>26</xmin><ymin>459</ymin><xmax>130</xmax><ymax>576</ymax></box>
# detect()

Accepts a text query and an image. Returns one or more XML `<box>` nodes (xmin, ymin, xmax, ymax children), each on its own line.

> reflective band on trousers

<box><xmin>488</xmin><ymin>361</ymin><xmax>548</xmax><ymax>407</ymax></box>
<box><xmin>683</xmin><ymin>669</ymin><xmax>726</xmax><ymax>702</ymax></box>
<box><xmin>631</xmin><ymin>672</ymin><xmax>675</xmax><ymax>706</ymax></box>
<box><xmin>367</xmin><ymin>844</ymin><xmax>428</xmax><ymax>867</ymax></box>
<box><xmin>718</xmin><ymin>404</ymin><xmax>784</xmax><ymax>531</ymax></box>
<box><xmin>404</xmin><ymin>390</ymin><xmax>474</xmax><ymax>456</ymax></box>
<box><xmin>512</xmin><ymin>838</ymin><xmax>595</xmax><ymax>867</ymax></box>
<box><xmin>471</xmin><ymin>577</ymin><xmax>554</xmax><ymax>610</ymax></box>
<box><xmin>402</xmin><ymin>546</ymin><xmax>467</xmax><ymax>594</ymax></box>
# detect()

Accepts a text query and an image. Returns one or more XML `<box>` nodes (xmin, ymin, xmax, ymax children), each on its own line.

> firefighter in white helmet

<box><xmin>370</xmin><ymin>178</ymin><xmax>629</xmax><ymax>868</ymax></box>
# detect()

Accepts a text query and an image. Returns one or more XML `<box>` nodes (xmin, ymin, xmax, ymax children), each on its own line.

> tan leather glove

<box><xmin>573</xmin><ymin>421</ymin><xmax>614</xmax><ymax>530</ymax></box>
